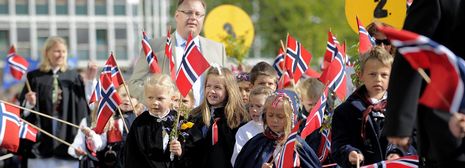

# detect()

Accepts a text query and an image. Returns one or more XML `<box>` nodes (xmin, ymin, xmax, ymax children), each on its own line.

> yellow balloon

<box><xmin>345</xmin><ymin>0</ymin><xmax>406</xmax><ymax>33</ymax></box>
<box><xmin>203</xmin><ymin>5</ymin><xmax>254</xmax><ymax>50</ymax></box>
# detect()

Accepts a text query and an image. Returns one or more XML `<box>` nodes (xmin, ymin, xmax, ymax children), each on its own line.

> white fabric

<box><xmin>175</xmin><ymin>31</ymin><xmax>204</xmax><ymax>107</ymax></box>
<box><xmin>230</xmin><ymin>120</ymin><xmax>264</xmax><ymax>165</ymax></box>
<box><xmin>68</xmin><ymin>118</ymin><xmax>106</xmax><ymax>159</ymax></box>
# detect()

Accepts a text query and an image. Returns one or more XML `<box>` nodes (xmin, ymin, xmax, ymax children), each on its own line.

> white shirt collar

<box><xmin>369</xmin><ymin>92</ymin><xmax>387</xmax><ymax>104</ymax></box>
<box><xmin>175</xmin><ymin>31</ymin><xmax>200</xmax><ymax>48</ymax></box>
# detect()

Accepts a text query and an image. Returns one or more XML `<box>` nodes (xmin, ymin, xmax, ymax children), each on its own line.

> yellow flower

<box><xmin>186</xmin><ymin>122</ymin><xmax>194</xmax><ymax>128</ymax></box>
<box><xmin>181</xmin><ymin>122</ymin><xmax>194</xmax><ymax>130</ymax></box>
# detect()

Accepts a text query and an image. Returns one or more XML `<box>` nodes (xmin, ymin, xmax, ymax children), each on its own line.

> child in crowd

<box><xmin>172</xmin><ymin>89</ymin><xmax>195</xmax><ymax>111</ymax></box>
<box><xmin>123</xmin><ymin>74</ymin><xmax>182</xmax><ymax>168</ymax></box>
<box><xmin>366</xmin><ymin>22</ymin><xmax>396</xmax><ymax>55</ymax></box>
<box><xmin>231</xmin><ymin>86</ymin><xmax>274</xmax><ymax>165</ymax></box>
<box><xmin>182</xmin><ymin>66</ymin><xmax>249</xmax><ymax>168</ymax></box>
<box><xmin>331</xmin><ymin>46</ymin><xmax>415</xmax><ymax>167</ymax></box>
<box><xmin>234</xmin><ymin>90</ymin><xmax>321</xmax><ymax>168</ymax></box>
<box><xmin>296</xmin><ymin>78</ymin><xmax>325</xmax><ymax>121</ymax></box>
<box><xmin>236</xmin><ymin>72</ymin><xmax>252</xmax><ymax>104</ymax></box>
<box><xmin>249</xmin><ymin>62</ymin><xmax>278</xmax><ymax>91</ymax></box>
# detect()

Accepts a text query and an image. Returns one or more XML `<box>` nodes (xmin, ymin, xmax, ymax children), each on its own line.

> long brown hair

<box><xmin>191</xmin><ymin>67</ymin><xmax>248</xmax><ymax>129</ymax></box>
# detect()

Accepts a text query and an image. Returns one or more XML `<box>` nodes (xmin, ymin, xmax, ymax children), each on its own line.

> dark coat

<box><xmin>19</xmin><ymin>69</ymin><xmax>89</xmax><ymax>159</ymax></box>
<box><xmin>384</xmin><ymin>0</ymin><xmax>465</xmax><ymax>167</ymax></box>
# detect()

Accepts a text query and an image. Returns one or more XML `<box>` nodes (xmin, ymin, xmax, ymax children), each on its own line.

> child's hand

<box><xmin>80</xmin><ymin>126</ymin><xmax>93</xmax><ymax>137</ymax></box>
<box><xmin>261</xmin><ymin>163</ymin><xmax>273</xmax><ymax>168</ymax></box>
<box><xmin>387</xmin><ymin>153</ymin><xmax>400</xmax><ymax>160</ymax></box>
<box><xmin>449</xmin><ymin>112</ymin><xmax>465</xmax><ymax>138</ymax></box>
<box><xmin>25</xmin><ymin>91</ymin><xmax>37</xmax><ymax>106</ymax></box>
<box><xmin>348</xmin><ymin>151</ymin><xmax>364</xmax><ymax>165</ymax></box>
<box><xmin>169</xmin><ymin>139</ymin><xmax>182</xmax><ymax>156</ymax></box>
<box><xmin>75</xmin><ymin>147</ymin><xmax>87</xmax><ymax>156</ymax></box>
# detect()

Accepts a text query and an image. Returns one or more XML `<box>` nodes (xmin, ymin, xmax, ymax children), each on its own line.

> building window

<box><xmin>77</xmin><ymin>28</ymin><xmax>89</xmax><ymax>60</ymax></box>
<box><xmin>16</xmin><ymin>0</ymin><xmax>29</xmax><ymax>15</ymax></box>
<box><xmin>37</xmin><ymin>28</ymin><xmax>49</xmax><ymax>57</ymax></box>
<box><xmin>132</xmin><ymin>4</ymin><xmax>138</xmax><ymax>16</ymax></box>
<box><xmin>17</xmin><ymin>27</ymin><xmax>30</xmax><ymax>58</ymax></box>
<box><xmin>57</xmin><ymin>28</ymin><xmax>70</xmax><ymax>48</ymax></box>
<box><xmin>95</xmin><ymin>0</ymin><xmax>107</xmax><ymax>15</ymax></box>
<box><xmin>35</xmin><ymin>0</ymin><xmax>48</xmax><ymax>15</ymax></box>
<box><xmin>96</xmin><ymin>29</ymin><xmax>108</xmax><ymax>60</ymax></box>
<box><xmin>56</xmin><ymin>0</ymin><xmax>68</xmax><ymax>15</ymax></box>
<box><xmin>115</xmin><ymin>26</ymin><xmax>127</xmax><ymax>59</ymax></box>
<box><xmin>0</xmin><ymin>0</ymin><xmax>8</xmax><ymax>14</ymax></box>
<box><xmin>114</xmin><ymin>0</ymin><xmax>126</xmax><ymax>15</ymax></box>
<box><xmin>75</xmin><ymin>0</ymin><xmax>87</xmax><ymax>15</ymax></box>
<box><xmin>0</xmin><ymin>30</ymin><xmax>9</xmax><ymax>59</ymax></box>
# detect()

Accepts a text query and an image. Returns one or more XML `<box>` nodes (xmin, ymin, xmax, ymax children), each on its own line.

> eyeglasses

<box><xmin>177</xmin><ymin>9</ymin><xmax>205</xmax><ymax>19</ymax></box>
<box><xmin>375</xmin><ymin>39</ymin><xmax>391</xmax><ymax>46</ymax></box>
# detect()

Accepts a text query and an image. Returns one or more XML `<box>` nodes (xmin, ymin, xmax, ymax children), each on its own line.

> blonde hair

<box><xmin>262</xmin><ymin>93</ymin><xmax>294</xmax><ymax>138</ymax></box>
<box><xmin>191</xmin><ymin>67</ymin><xmax>248</xmax><ymax>129</ymax></box>
<box><xmin>249</xmin><ymin>86</ymin><xmax>274</xmax><ymax>99</ymax></box>
<box><xmin>360</xmin><ymin>46</ymin><xmax>394</xmax><ymax>73</ymax></box>
<box><xmin>39</xmin><ymin>36</ymin><xmax>68</xmax><ymax>72</ymax></box>
<box><xmin>297</xmin><ymin>78</ymin><xmax>325</xmax><ymax>102</ymax></box>
<box><xmin>144</xmin><ymin>74</ymin><xmax>176</xmax><ymax>99</ymax></box>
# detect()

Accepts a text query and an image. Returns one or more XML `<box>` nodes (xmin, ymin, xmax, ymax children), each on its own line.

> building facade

<box><xmin>0</xmin><ymin>0</ymin><xmax>171</xmax><ymax>68</ymax></box>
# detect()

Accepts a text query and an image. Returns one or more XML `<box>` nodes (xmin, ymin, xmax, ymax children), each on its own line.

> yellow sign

<box><xmin>345</xmin><ymin>0</ymin><xmax>406</xmax><ymax>33</ymax></box>
<box><xmin>203</xmin><ymin>5</ymin><xmax>254</xmax><ymax>51</ymax></box>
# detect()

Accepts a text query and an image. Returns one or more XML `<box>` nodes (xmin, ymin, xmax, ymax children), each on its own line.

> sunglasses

<box><xmin>375</xmin><ymin>39</ymin><xmax>391</xmax><ymax>45</ymax></box>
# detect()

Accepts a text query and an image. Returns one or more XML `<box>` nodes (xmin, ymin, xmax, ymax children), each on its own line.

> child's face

<box><xmin>254</xmin><ymin>75</ymin><xmax>277</xmax><ymax>91</ymax></box>
<box><xmin>248</xmin><ymin>94</ymin><xmax>266</xmax><ymax>122</ymax></box>
<box><xmin>181</xmin><ymin>96</ymin><xmax>194</xmax><ymax>109</ymax></box>
<box><xmin>171</xmin><ymin>94</ymin><xmax>180</xmax><ymax>110</ymax></box>
<box><xmin>117</xmin><ymin>87</ymin><xmax>132</xmax><ymax>112</ymax></box>
<box><xmin>361</xmin><ymin>59</ymin><xmax>391</xmax><ymax>100</ymax></box>
<box><xmin>145</xmin><ymin>86</ymin><xmax>172</xmax><ymax>116</ymax></box>
<box><xmin>205</xmin><ymin>74</ymin><xmax>227</xmax><ymax>108</ymax></box>
<box><xmin>238</xmin><ymin>81</ymin><xmax>252</xmax><ymax>104</ymax></box>
<box><xmin>301</xmin><ymin>94</ymin><xmax>317</xmax><ymax>112</ymax></box>
<box><xmin>265</xmin><ymin>101</ymin><xmax>286</xmax><ymax>133</ymax></box>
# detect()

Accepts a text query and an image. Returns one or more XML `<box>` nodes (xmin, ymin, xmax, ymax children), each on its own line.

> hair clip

<box><xmin>272</xmin><ymin>92</ymin><xmax>286</xmax><ymax>108</ymax></box>
<box><xmin>235</xmin><ymin>72</ymin><xmax>250</xmax><ymax>82</ymax></box>
<box><xmin>211</xmin><ymin>64</ymin><xmax>222</xmax><ymax>76</ymax></box>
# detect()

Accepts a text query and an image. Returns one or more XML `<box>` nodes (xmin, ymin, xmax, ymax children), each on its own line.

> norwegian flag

<box><xmin>273</xmin><ymin>48</ymin><xmax>286</xmax><ymax>78</ymax></box>
<box><xmin>319</xmin><ymin>43</ymin><xmax>347</xmax><ymax>101</ymax></box>
<box><xmin>304</xmin><ymin>67</ymin><xmax>321</xmax><ymax>79</ymax></box>
<box><xmin>165</xmin><ymin>29</ymin><xmax>175</xmax><ymax>80</ymax></box>
<box><xmin>7</xmin><ymin>46</ymin><xmax>29</xmax><ymax>80</ymax></box>
<box><xmin>94</xmin><ymin>75</ymin><xmax>122</xmax><ymax>134</ymax></box>
<box><xmin>378</xmin><ymin>26</ymin><xmax>465</xmax><ymax>113</ymax></box>
<box><xmin>278</xmin><ymin>70</ymin><xmax>293</xmax><ymax>89</ymax></box>
<box><xmin>142</xmin><ymin>31</ymin><xmax>161</xmax><ymax>73</ymax></box>
<box><xmin>19</xmin><ymin>121</ymin><xmax>38</xmax><ymax>142</ymax></box>
<box><xmin>322</xmin><ymin>31</ymin><xmax>336</xmax><ymax>70</ymax></box>
<box><xmin>317</xmin><ymin>128</ymin><xmax>331</xmax><ymax>162</ymax></box>
<box><xmin>102</xmin><ymin>53</ymin><xmax>124</xmax><ymax>88</ymax></box>
<box><xmin>175</xmin><ymin>33</ymin><xmax>211</xmax><ymax>97</ymax></box>
<box><xmin>301</xmin><ymin>88</ymin><xmax>328</xmax><ymax>139</ymax></box>
<box><xmin>285</xmin><ymin>34</ymin><xmax>313</xmax><ymax>83</ymax></box>
<box><xmin>88</xmin><ymin>79</ymin><xmax>101</xmax><ymax>105</ymax></box>
<box><xmin>0</xmin><ymin>102</ymin><xmax>21</xmax><ymax>152</ymax></box>
<box><xmin>357</xmin><ymin>17</ymin><xmax>375</xmax><ymax>54</ymax></box>
<box><xmin>277</xmin><ymin>123</ymin><xmax>301</xmax><ymax>168</ymax></box>
<box><xmin>361</xmin><ymin>155</ymin><xmax>419</xmax><ymax>168</ymax></box>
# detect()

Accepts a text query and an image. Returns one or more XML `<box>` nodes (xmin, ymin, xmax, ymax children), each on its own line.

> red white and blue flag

<box><xmin>273</xmin><ymin>48</ymin><xmax>286</xmax><ymax>78</ymax></box>
<box><xmin>301</xmin><ymin>88</ymin><xmax>328</xmax><ymax>138</ymax></box>
<box><xmin>322</xmin><ymin>31</ymin><xmax>336</xmax><ymax>71</ymax></box>
<box><xmin>319</xmin><ymin>42</ymin><xmax>347</xmax><ymax>101</ymax></box>
<box><xmin>317</xmin><ymin>128</ymin><xmax>331</xmax><ymax>162</ymax></box>
<box><xmin>361</xmin><ymin>155</ymin><xmax>419</xmax><ymax>168</ymax></box>
<box><xmin>175</xmin><ymin>33</ymin><xmax>211</xmax><ymax>97</ymax></box>
<box><xmin>0</xmin><ymin>102</ymin><xmax>21</xmax><ymax>152</ymax></box>
<box><xmin>102</xmin><ymin>53</ymin><xmax>124</xmax><ymax>88</ymax></box>
<box><xmin>142</xmin><ymin>31</ymin><xmax>161</xmax><ymax>73</ymax></box>
<box><xmin>7</xmin><ymin>46</ymin><xmax>29</xmax><ymax>80</ymax></box>
<box><xmin>19</xmin><ymin>121</ymin><xmax>38</xmax><ymax>142</ymax></box>
<box><xmin>285</xmin><ymin>34</ymin><xmax>312</xmax><ymax>83</ymax></box>
<box><xmin>94</xmin><ymin>75</ymin><xmax>122</xmax><ymax>134</ymax></box>
<box><xmin>165</xmin><ymin>29</ymin><xmax>176</xmax><ymax>80</ymax></box>
<box><xmin>89</xmin><ymin>79</ymin><xmax>101</xmax><ymax>105</ymax></box>
<box><xmin>277</xmin><ymin>123</ymin><xmax>301</xmax><ymax>168</ymax></box>
<box><xmin>378</xmin><ymin>26</ymin><xmax>465</xmax><ymax>113</ymax></box>
<box><xmin>357</xmin><ymin>17</ymin><xmax>375</xmax><ymax>54</ymax></box>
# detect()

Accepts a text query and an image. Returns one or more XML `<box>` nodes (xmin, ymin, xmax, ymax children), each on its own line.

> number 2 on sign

<box><xmin>374</xmin><ymin>0</ymin><xmax>388</xmax><ymax>18</ymax></box>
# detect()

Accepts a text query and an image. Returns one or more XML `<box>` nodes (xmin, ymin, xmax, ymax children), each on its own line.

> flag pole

<box><xmin>161</xmin><ymin>25</ymin><xmax>171</xmax><ymax>74</ymax></box>
<box><xmin>417</xmin><ymin>68</ymin><xmax>451</xmax><ymax>108</ymax></box>
<box><xmin>117</xmin><ymin>107</ymin><xmax>130</xmax><ymax>133</ymax></box>
<box><xmin>110</xmin><ymin>51</ymin><xmax>134</xmax><ymax>133</ymax></box>
<box><xmin>21</xmin><ymin>119</ymin><xmax>73</xmax><ymax>147</ymax></box>
<box><xmin>25</xmin><ymin>78</ymin><xmax>32</xmax><ymax>93</ymax></box>
<box><xmin>280</xmin><ymin>39</ymin><xmax>287</xmax><ymax>88</ymax></box>
<box><xmin>1</xmin><ymin>100</ymin><xmax>80</xmax><ymax>129</ymax></box>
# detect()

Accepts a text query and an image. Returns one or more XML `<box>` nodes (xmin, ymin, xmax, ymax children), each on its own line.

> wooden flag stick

<box><xmin>110</xmin><ymin>52</ymin><xmax>134</xmax><ymax>133</ymax></box>
<box><xmin>161</xmin><ymin>25</ymin><xmax>172</xmax><ymax>73</ymax></box>
<box><xmin>25</xmin><ymin>78</ymin><xmax>32</xmax><ymax>93</ymax></box>
<box><xmin>417</xmin><ymin>68</ymin><xmax>451</xmax><ymax>109</ymax></box>
<box><xmin>280</xmin><ymin>39</ymin><xmax>287</xmax><ymax>88</ymax></box>
<box><xmin>356</xmin><ymin>154</ymin><xmax>360</xmax><ymax>168</ymax></box>
<box><xmin>117</xmin><ymin>107</ymin><xmax>130</xmax><ymax>133</ymax></box>
<box><xmin>21</xmin><ymin>119</ymin><xmax>73</xmax><ymax>147</ymax></box>
<box><xmin>0</xmin><ymin>153</ymin><xmax>14</xmax><ymax>161</ymax></box>
<box><xmin>0</xmin><ymin>100</ymin><xmax>80</xmax><ymax>129</ymax></box>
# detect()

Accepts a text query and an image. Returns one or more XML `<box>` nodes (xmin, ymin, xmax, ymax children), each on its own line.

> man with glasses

<box><xmin>129</xmin><ymin>0</ymin><xmax>227</xmax><ymax>105</ymax></box>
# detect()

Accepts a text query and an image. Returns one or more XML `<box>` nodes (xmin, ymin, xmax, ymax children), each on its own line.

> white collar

<box><xmin>149</xmin><ymin>110</ymin><xmax>170</xmax><ymax>119</ymax></box>
<box><xmin>175</xmin><ymin>31</ymin><xmax>200</xmax><ymax>48</ymax></box>
<box><xmin>369</xmin><ymin>92</ymin><xmax>387</xmax><ymax>104</ymax></box>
